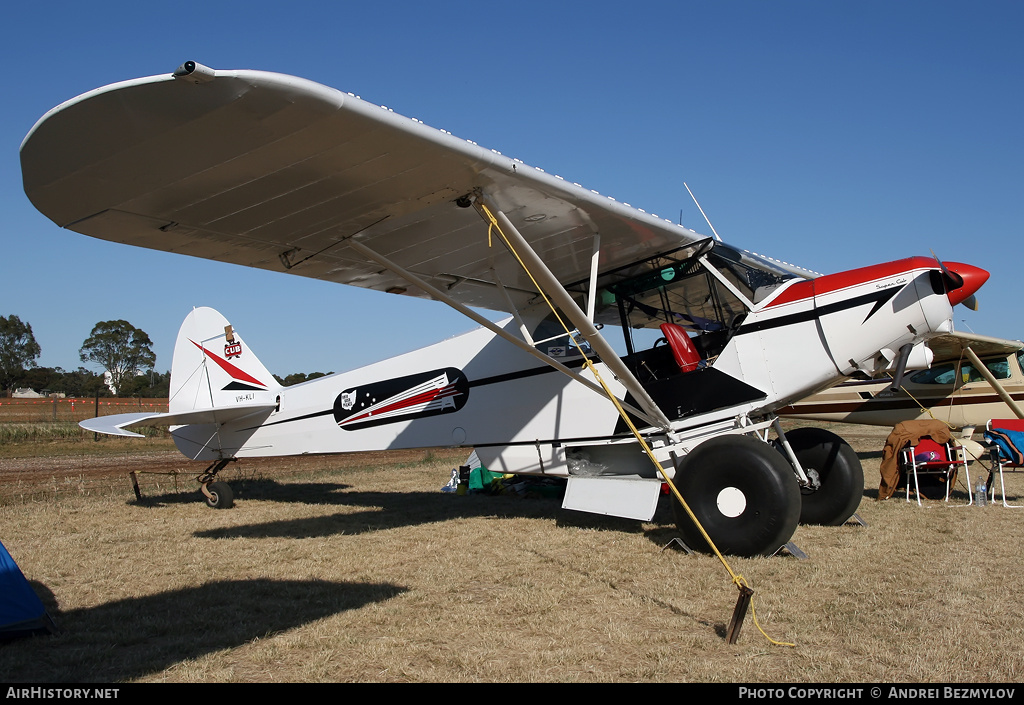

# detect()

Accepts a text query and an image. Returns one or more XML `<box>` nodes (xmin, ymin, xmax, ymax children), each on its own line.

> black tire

<box><xmin>671</xmin><ymin>435</ymin><xmax>801</xmax><ymax>557</ymax></box>
<box><xmin>204</xmin><ymin>481</ymin><xmax>234</xmax><ymax>509</ymax></box>
<box><xmin>783</xmin><ymin>427</ymin><xmax>863</xmax><ymax>526</ymax></box>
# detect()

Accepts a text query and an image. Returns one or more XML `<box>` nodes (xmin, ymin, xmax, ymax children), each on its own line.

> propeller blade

<box><xmin>931</xmin><ymin>249</ymin><xmax>964</xmax><ymax>291</ymax></box>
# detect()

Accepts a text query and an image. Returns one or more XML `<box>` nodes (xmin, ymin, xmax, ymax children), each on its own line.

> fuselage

<box><xmin>170</xmin><ymin>256</ymin><xmax>987</xmax><ymax>477</ymax></box>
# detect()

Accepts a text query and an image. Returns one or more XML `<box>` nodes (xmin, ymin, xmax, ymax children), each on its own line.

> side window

<box><xmin>910</xmin><ymin>364</ymin><xmax>956</xmax><ymax>385</ymax></box>
<box><xmin>910</xmin><ymin>357</ymin><xmax>1011</xmax><ymax>385</ymax></box>
<box><xmin>961</xmin><ymin>359</ymin><xmax>1012</xmax><ymax>382</ymax></box>
<box><xmin>985</xmin><ymin>359</ymin><xmax>1011</xmax><ymax>380</ymax></box>
<box><xmin>530</xmin><ymin>314</ymin><xmax>587</xmax><ymax>359</ymax></box>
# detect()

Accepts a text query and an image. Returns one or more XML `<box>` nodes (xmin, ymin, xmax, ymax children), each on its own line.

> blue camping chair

<box><xmin>983</xmin><ymin>419</ymin><xmax>1024</xmax><ymax>508</ymax></box>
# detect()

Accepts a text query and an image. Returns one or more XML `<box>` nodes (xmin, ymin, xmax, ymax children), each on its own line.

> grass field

<box><xmin>0</xmin><ymin>398</ymin><xmax>168</xmax><ymax>446</ymax></box>
<box><xmin>0</xmin><ymin>410</ymin><xmax>1022</xmax><ymax>683</ymax></box>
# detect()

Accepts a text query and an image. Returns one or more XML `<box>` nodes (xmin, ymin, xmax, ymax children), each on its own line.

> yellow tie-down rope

<box><xmin>479</xmin><ymin>203</ymin><xmax>794</xmax><ymax>647</ymax></box>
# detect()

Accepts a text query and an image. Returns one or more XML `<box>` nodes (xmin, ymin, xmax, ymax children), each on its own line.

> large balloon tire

<box><xmin>784</xmin><ymin>427</ymin><xmax>863</xmax><ymax>526</ymax></box>
<box><xmin>204</xmin><ymin>481</ymin><xmax>234</xmax><ymax>509</ymax></box>
<box><xmin>671</xmin><ymin>435</ymin><xmax>801</xmax><ymax>557</ymax></box>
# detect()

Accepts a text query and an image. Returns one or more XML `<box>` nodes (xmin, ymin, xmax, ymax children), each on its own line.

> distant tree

<box><xmin>20</xmin><ymin>366</ymin><xmax>59</xmax><ymax>393</ymax></box>
<box><xmin>119</xmin><ymin>369</ymin><xmax>170</xmax><ymax>398</ymax></box>
<box><xmin>274</xmin><ymin>371</ymin><xmax>334</xmax><ymax>387</ymax></box>
<box><xmin>0</xmin><ymin>314</ymin><xmax>42</xmax><ymax>392</ymax></box>
<box><xmin>79</xmin><ymin>320</ymin><xmax>156</xmax><ymax>395</ymax></box>
<box><xmin>59</xmin><ymin>367</ymin><xmax>105</xmax><ymax>397</ymax></box>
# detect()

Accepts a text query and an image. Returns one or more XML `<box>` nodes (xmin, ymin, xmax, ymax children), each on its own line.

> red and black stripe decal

<box><xmin>332</xmin><ymin>367</ymin><xmax>469</xmax><ymax>431</ymax></box>
<box><xmin>189</xmin><ymin>339</ymin><xmax>267</xmax><ymax>391</ymax></box>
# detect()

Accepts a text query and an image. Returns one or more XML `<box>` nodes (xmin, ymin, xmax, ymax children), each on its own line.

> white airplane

<box><xmin>20</xmin><ymin>61</ymin><xmax>990</xmax><ymax>557</ymax></box>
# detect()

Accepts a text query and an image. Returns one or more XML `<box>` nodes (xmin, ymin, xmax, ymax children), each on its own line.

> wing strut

<box><xmin>476</xmin><ymin>199</ymin><xmax>673</xmax><ymax>431</ymax></box>
<box><xmin>343</xmin><ymin>240</ymin><xmax>662</xmax><ymax>427</ymax></box>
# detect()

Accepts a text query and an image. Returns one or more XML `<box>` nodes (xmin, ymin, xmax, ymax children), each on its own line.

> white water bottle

<box><xmin>976</xmin><ymin>480</ymin><xmax>987</xmax><ymax>507</ymax></box>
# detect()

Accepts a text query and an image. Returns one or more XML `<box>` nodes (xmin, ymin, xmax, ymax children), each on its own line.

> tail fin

<box><xmin>170</xmin><ymin>307</ymin><xmax>281</xmax><ymax>415</ymax></box>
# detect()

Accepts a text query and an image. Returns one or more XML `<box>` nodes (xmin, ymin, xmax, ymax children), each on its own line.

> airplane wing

<box><xmin>927</xmin><ymin>331</ymin><xmax>1024</xmax><ymax>363</ymax></box>
<box><xmin>21</xmin><ymin>62</ymin><xmax>811</xmax><ymax>317</ymax></box>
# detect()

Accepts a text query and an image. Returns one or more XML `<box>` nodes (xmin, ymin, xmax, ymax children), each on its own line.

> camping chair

<box><xmin>983</xmin><ymin>419</ymin><xmax>1024</xmax><ymax>508</ymax></box>
<box><xmin>898</xmin><ymin>436</ymin><xmax>971</xmax><ymax>507</ymax></box>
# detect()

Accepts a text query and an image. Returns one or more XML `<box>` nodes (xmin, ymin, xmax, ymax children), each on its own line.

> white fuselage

<box><xmin>172</xmin><ymin>257</ymin><xmax>962</xmax><ymax>478</ymax></box>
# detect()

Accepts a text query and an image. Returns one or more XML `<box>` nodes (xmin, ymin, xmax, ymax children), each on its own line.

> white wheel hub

<box><xmin>716</xmin><ymin>486</ymin><xmax>747</xmax><ymax>518</ymax></box>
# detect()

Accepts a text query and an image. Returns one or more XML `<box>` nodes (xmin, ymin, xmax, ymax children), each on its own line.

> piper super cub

<box><xmin>20</xmin><ymin>61</ymin><xmax>989</xmax><ymax>557</ymax></box>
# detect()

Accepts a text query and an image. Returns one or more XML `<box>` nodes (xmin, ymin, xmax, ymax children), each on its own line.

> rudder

<box><xmin>170</xmin><ymin>307</ymin><xmax>281</xmax><ymax>415</ymax></box>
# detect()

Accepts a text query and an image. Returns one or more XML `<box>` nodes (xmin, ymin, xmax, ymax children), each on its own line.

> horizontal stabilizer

<box><xmin>80</xmin><ymin>403</ymin><xmax>278</xmax><ymax>437</ymax></box>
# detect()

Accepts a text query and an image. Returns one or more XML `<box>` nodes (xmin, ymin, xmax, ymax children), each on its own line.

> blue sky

<box><xmin>2</xmin><ymin>1</ymin><xmax>1021</xmax><ymax>378</ymax></box>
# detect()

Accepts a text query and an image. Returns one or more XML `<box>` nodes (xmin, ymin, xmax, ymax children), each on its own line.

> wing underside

<box><xmin>926</xmin><ymin>332</ymin><xmax>1024</xmax><ymax>363</ymax></box>
<box><xmin>21</xmin><ymin>64</ymin><xmax>807</xmax><ymax>316</ymax></box>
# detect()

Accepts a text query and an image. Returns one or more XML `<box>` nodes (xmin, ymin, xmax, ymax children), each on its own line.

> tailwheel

<box><xmin>203</xmin><ymin>481</ymin><xmax>234</xmax><ymax>509</ymax></box>
<box><xmin>671</xmin><ymin>434</ymin><xmax>800</xmax><ymax>557</ymax></box>
<box><xmin>784</xmin><ymin>427</ymin><xmax>863</xmax><ymax>526</ymax></box>
<box><xmin>197</xmin><ymin>458</ymin><xmax>236</xmax><ymax>509</ymax></box>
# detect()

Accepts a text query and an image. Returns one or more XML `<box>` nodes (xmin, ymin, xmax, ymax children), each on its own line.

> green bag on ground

<box><xmin>469</xmin><ymin>466</ymin><xmax>502</xmax><ymax>491</ymax></box>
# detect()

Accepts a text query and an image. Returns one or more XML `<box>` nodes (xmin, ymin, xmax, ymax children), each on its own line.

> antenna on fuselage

<box><xmin>684</xmin><ymin>182</ymin><xmax>724</xmax><ymax>243</ymax></box>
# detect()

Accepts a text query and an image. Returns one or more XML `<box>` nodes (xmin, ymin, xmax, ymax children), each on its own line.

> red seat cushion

<box><xmin>912</xmin><ymin>438</ymin><xmax>948</xmax><ymax>463</ymax></box>
<box><xmin>990</xmin><ymin>418</ymin><xmax>1024</xmax><ymax>433</ymax></box>
<box><xmin>659</xmin><ymin>323</ymin><xmax>702</xmax><ymax>373</ymax></box>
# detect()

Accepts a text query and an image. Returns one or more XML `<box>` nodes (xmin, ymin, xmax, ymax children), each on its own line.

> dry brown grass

<box><xmin>1</xmin><ymin>423</ymin><xmax>1022</xmax><ymax>683</ymax></box>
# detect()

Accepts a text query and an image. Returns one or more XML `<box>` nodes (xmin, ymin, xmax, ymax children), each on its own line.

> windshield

<box><xmin>707</xmin><ymin>246</ymin><xmax>796</xmax><ymax>305</ymax></box>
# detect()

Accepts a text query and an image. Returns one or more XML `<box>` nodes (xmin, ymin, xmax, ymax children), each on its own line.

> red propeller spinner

<box><xmin>939</xmin><ymin>261</ymin><xmax>989</xmax><ymax>310</ymax></box>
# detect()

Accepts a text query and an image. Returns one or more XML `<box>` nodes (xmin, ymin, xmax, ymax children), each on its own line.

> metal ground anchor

<box><xmin>726</xmin><ymin>584</ymin><xmax>755</xmax><ymax>644</ymax></box>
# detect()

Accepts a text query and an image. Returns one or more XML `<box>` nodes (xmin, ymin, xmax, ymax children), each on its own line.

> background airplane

<box><xmin>780</xmin><ymin>331</ymin><xmax>1024</xmax><ymax>434</ymax></box>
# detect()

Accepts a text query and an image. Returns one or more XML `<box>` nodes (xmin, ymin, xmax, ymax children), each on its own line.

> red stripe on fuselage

<box><xmin>341</xmin><ymin>385</ymin><xmax>462</xmax><ymax>426</ymax></box>
<box><xmin>764</xmin><ymin>256</ymin><xmax>935</xmax><ymax>309</ymax></box>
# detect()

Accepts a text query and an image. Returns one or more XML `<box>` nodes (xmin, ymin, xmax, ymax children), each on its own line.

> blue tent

<box><xmin>0</xmin><ymin>539</ymin><xmax>55</xmax><ymax>641</ymax></box>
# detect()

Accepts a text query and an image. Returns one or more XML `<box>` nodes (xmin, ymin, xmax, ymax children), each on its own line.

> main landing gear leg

<box><xmin>197</xmin><ymin>458</ymin><xmax>236</xmax><ymax>509</ymax></box>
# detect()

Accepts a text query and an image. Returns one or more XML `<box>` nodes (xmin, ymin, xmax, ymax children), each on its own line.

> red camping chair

<box><xmin>659</xmin><ymin>323</ymin><xmax>702</xmax><ymax>374</ymax></box>
<box><xmin>898</xmin><ymin>436</ymin><xmax>971</xmax><ymax>506</ymax></box>
<box><xmin>984</xmin><ymin>418</ymin><xmax>1024</xmax><ymax>508</ymax></box>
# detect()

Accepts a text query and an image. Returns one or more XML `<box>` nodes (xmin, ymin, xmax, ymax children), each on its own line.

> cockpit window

<box><xmin>706</xmin><ymin>246</ymin><xmax>794</xmax><ymax>304</ymax></box>
<box><xmin>542</xmin><ymin>239</ymin><xmax>803</xmax><ymax>366</ymax></box>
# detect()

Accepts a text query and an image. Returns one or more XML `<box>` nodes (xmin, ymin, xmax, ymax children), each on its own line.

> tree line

<box><xmin>1</xmin><ymin>314</ymin><xmax>331</xmax><ymax>398</ymax></box>
<box><xmin>1</xmin><ymin>315</ymin><xmax>163</xmax><ymax>397</ymax></box>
